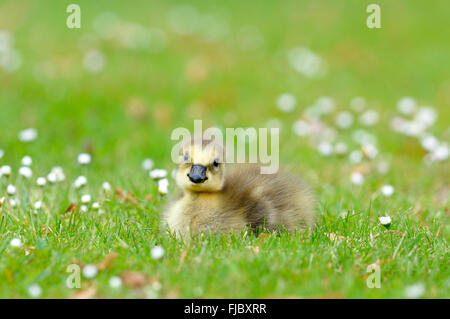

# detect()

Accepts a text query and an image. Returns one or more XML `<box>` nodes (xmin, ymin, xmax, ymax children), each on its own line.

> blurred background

<box><xmin>0</xmin><ymin>0</ymin><xmax>449</xmax><ymax>218</ymax></box>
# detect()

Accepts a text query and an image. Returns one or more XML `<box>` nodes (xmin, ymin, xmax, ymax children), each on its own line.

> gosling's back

<box><xmin>222</xmin><ymin>164</ymin><xmax>315</xmax><ymax>232</ymax></box>
<box><xmin>163</xmin><ymin>164</ymin><xmax>315</xmax><ymax>236</ymax></box>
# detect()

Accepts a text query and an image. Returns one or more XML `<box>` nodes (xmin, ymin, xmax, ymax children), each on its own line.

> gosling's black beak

<box><xmin>188</xmin><ymin>165</ymin><xmax>208</xmax><ymax>184</ymax></box>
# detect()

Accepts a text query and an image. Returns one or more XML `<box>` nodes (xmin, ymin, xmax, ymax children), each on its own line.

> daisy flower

<box><xmin>381</xmin><ymin>185</ymin><xmax>394</xmax><ymax>197</ymax></box>
<box><xmin>10</xmin><ymin>238</ymin><xmax>22</xmax><ymax>247</ymax></box>
<box><xmin>335</xmin><ymin>111</ymin><xmax>354</xmax><ymax>129</ymax></box>
<box><xmin>21</xmin><ymin>155</ymin><xmax>32</xmax><ymax>166</ymax></box>
<box><xmin>405</xmin><ymin>283</ymin><xmax>425</xmax><ymax>299</ymax></box>
<box><xmin>74</xmin><ymin>176</ymin><xmax>88</xmax><ymax>188</ymax></box>
<box><xmin>109</xmin><ymin>276</ymin><xmax>122</xmax><ymax>288</ymax></box>
<box><xmin>18</xmin><ymin>128</ymin><xmax>37</xmax><ymax>142</ymax></box>
<box><xmin>142</xmin><ymin>158</ymin><xmax>154</xmax><ymax>170</ymax></box>
<box><xmin>81</xmin><ymin>194</ymin><xmax>91</xmax><ymax>203</ymax></box>
<box><xmin>150</xmin><ymin>169</ymin><xmax>167</xmax><ymax>179</ymax></box>
<box><xmin>351</xmin><ymin>172</ymin><xmax>364</xmax><ymax>185</ymax></box>
<box><xmin>151</xmin><ymin>245</ymin><xmax>164</xmax><ymax>260</ymax></box>
<box><xmin>77</xmin><ymin>153</ymin><xmax>91</xmax><ymax>165</ymax></box>
<box><xmin>36</xmin><ymin>177</ymin><xmax>47</xmax><ymax>187</ymax></box>
<box><xmin>379</xmin><ymin>216</ymin><xmax>392</xmax><ymax>226</ymax></box>
<box><xmin>48</xmin><ymin>167</ymin><xmax>65</xmax><ymax>183</ymax></box>
<box><xmin>276</xmin><ymin>93</ymin><xmax>296</xmax><ymax>112</ymax></box>
<box><xmin>82</xmin><ymin>264</ymin><xmax>98</xmax><ymax>278</ymax></box>
<box><xmin>19</xmin><ymin>166</ymin><xmax>32</xmax><ymax>179</ymax></box>
<box><xmin>0</xmin><ymin>165</ymin><xmax>12</xmax><ymax>176</ymax></box>
<box><xmin>34</xmin><ymin>201</ymin><xmax>43</xmax><ymax>209</ymax></box>
<box><xmin>102</xmin><ymin>181</ymin><xmax>111</xmax><ymax>191</ymax></box>
<box><xmin>397</xmin><ymin>97</ymin><xmax>416</xmax><ymax>115</ymax></box>
<box><xmin>6</xmin><ymin>184</ymin><xmax>16</xmax><ymax>195</ymax></box>
<box><xmin>158</xmin><ymin>178</ymin><xmax>169</xmax><ymax>194</ymax></box>
<box><xmin>27</xmin><ymin>284</ymin><xmax>42</xmax><ymax>298</ymax></box>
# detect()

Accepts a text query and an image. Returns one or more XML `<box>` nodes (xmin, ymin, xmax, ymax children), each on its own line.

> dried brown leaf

<box><xmin>121</xmin><ymin>271</ymin><xmax>149</xmax><ymax>288</ymax></box>
<box><xmin>70</xmin><ymin>285</ymin><xmax>97</xmax><ymax>299</ymax></box>
<box><xmin>245</xmin><ymin>245</ymin><xmax>260</xmax><ymax>254</ymax></box>
<box><xmin>65</xmin><ymin>203</ymin><xmax>77</xmax><ymax>213</ymax></box>
<box><xmin>96</xmin><ymin>251</ymin><xmax>118</xmax><ymax>270</ymax></box>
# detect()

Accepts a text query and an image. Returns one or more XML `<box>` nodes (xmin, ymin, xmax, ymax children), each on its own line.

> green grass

<box><xmin>0</xmin><ymin>0</ymin><xmax>449</xmax><ymax>298</ymax></box>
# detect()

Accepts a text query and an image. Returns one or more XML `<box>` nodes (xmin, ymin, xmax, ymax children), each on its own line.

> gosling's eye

<box><xmin>183</xmin><ymin>153</ymin><xmax>189</xmax><ymax>162</ymax></box>
<box><xmin>213</xmin><ymin>160</ymin><xmax>219</xmax><ymax>168</ymax></box>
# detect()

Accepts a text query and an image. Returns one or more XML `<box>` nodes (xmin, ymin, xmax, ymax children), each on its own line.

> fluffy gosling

<box><xmin>162</xmin><ymin>137</ymin><xmax>315</xmax><ymax>238</ymax></box>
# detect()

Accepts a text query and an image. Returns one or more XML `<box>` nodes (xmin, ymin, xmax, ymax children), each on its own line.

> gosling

<box><xmin>162</xmin><ymin>137</ymin><xmax>315</xmax><ymax>238</ymax></box>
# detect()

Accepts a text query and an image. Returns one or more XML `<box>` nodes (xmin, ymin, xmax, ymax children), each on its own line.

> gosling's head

<box><xmin>176</xmin><ymin>137</ymin><xmax>225</xmax><ymax>193</ymax></box>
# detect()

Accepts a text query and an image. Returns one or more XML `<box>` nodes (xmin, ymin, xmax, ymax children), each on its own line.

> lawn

<box><xmin>0</xmin><ymin>0</ymin><xmax>448</xmax><ymax>298</ymax></box>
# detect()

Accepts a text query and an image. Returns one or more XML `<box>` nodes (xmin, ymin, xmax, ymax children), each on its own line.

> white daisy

<box><xmin>149</xmin><ymin>169</ymin><xmax>167</xmax><ymax>179</ymax></box>
<box><xmin>397</xmin><ymin>97</ymin><xmax>416</xmax><ymax>115</ymax></box>
<box><xmin>82</xmin><ymin>264</ymin><xmax>98</xmax><ymax>278</ymax></box>
<box><xmin>381</xmin><ymin>185</ymin><xmax>394</xmax><ymax>197</ymax></box>
<box><xmin>431</xmin><ymin>143</ymin><xmax>449</xmax><ymax>162</ymax></box>
<box><xmin>151</xmin><ymin>245</ymin><xmax>164</xmax><ymax>260</ymax></box>
<box><xmin>34</xmin><ymin>201</ymin><xmax>43</xmax><ymax>209</ymax></box>
<box><xmin>21</xmin><ymin>155</ymin><xmax>32</xmax><ymax>166</ymax></box>
<box><xmin>359</xmin><ymin>110</ymin><xmax>379</xmax><ymax>126</ymax></box>
<box><xmin>92</xmin><ymin>202</ymin><xmax>100</xmax><ymax>210</ymax></box>
<box><xmin>80</xmin><ymin>205</ymin><xmax>88</xmax><ymax>213</ymax></box>
<box><xmin>102</xmin><ymin>181</ymin><xmax>111</xmax><ymax>191</ymax></box>
<box><xmin>158</xmin><ymin>178</ymin><xmax>169</xmax><ymax>194</ymax></box>
<box><xmin>37</xmin><ymin>177</ymin><xmax>47</xmax><ymax>187</ymax></box>
<box><xmin>349</xmin><ymin>150</ymin><xmax>363</xmax><ymax>164</ymax></box>
<box><xmin>335</xmin><ymin>111</ymin><xmax>354</xmax><ymax>129</ymax></box>
<box><xmin>414</xmin><ymin>107</ymin><xmax>437</xmax><ymax>127</ymax></box>
<box><xmin>350</xmin><ymin>97</ymin><xmax>366</xmax><ymax>112</ymax></box>
<box><xmin>317</xmin><ymin>142</ymin><xmax>333</xmax><ymax>156</ymax></box>
<box><xmin>109</xmin><ymin>276</ymin><xmax>122</xmax><ymax>288</ymax></box>
<box><xmin>361</xmin><ymin>143</ymin><xmax>378</xmax><ymax>159</ymax></box>
<box><xmin>292</xmin><ymin>120</ymin><xmax>310</xmax><ymax>136</ymax></box>
<box><xmin>48</xmin><ymin>167</ymin><xmax>65</xmax><ymax>183</ymax></box>
<box><xmin>19</xmin><ymin>166</ymin><xmax>32</xmax><ymax>179</ymax></box>
<box><xmin>377</xmin><ymin>161</ymin><xmax>390</xmax><ymax>174</ymax></box>
<box><xmin>47</xmin><ymin>173</ymin><xmax>57</xmax><ymax>183</ymax></box>
<box><xmin>81</xmin><ymin>194</ymin><xmax>91</xmax><ymax>204</ymax></box>
<box><xmin>420</xmin><ymin>135</ymin><xmax>439</xmax><ymax>152</ymax></box>
<box><xmin>83</xmin><ymin>50</ymin><xmax>105</xmax><ymax>73</ymax></box>
<box><xmin>288</xmin><ymin>47</ymin><xmax>327</xmax><ymax>78</ymax></box>
<box><xmin>334</xmin><ymin>142</ymin><xmax>348</xmax><ymax>155</ymax></box>
<box><xmin>379</xmin><ymin>216</ymin><xmax>392</xmax><ymax>226</ymax></box>
<box><xmin>0</xmin><ymin>165</ymin><xmax>12</xmax><ymax>176</ymax></box>
<box><xmin>6</xmin><ymin>184</ymin><xmax>16</xmax><ymax>195</ymax></box>
<box><xmin>77</xmin><ymin>153</ymin><xmax>91</xmax><ymax>165</ymax></box>
<box><xmin>405</xmin><ymin>283</ymin><xmax>425</xmax><ymax>299</ymax></box>
<box><xmin>27</xmin><ymin>284</ymin><xmax>42</xmax><ymax>298</ymax></box>
<box><xmin>18</xmin><ymin>128</ymin><xmax>37</xmax><ymax>142</ymax></box>
<box><xmin>9</xmin><ymin>198</ymin><xmax>17</xmax><ymax>207</ymax></box>
<box><xmin>10</xmin><ymin>238</ymin><xmax>21</xmax><ymax>247</ymax></box>
<box><xmin>353</xmin><ymin>129</ymin><xmax>376</xmax><ymax>145</ymax></box>
<box><xmin>74</xmin><ymin>176</ymin><xmax>88</xmax><ymax>188</ymax></box>
<box><xmin>276</xmin><ymin>93</ymin><xmax>296</xmax><ymax>112</ymax></box>
<box><xmin>315</xmin><ymin>97</ymin><xmax>335</xmax><ymax>114</ymax></box>
<box><xmin>142</xmin><ymin>158</ymin><xmax>154</xmax><ymax>170</ymax></box>
<box><xmin>351</xmin><ymin>172</ymin><xmax>364</xmax><ymax>185</ymax></box>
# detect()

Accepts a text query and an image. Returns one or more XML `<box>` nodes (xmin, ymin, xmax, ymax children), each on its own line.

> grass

<box><xmin>0</xmin><ymin>0</ymin><xmax>449</xmax><ymax>298</ymax></box>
